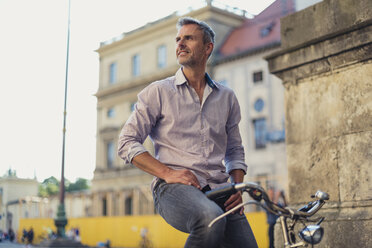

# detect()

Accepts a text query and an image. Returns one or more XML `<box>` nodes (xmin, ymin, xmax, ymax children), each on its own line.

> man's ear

<box><xmin>205</xmin><ymin>42</ymin><xmax>214</xmax><ymax>57</ymax></box>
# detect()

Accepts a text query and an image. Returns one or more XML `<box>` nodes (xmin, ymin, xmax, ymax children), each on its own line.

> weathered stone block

<box><xmin>339</xmin><ymin>131</ymin><xmax>372</xmax><ymax>202</ymax></box>
<box><xmin>280</xmin><ymin>0</ymin><xmax>372</xmax><ymax>49</ymax></box>
<box><xmin>267</xmin><ymin>27</ymin><xmax>372</xmax><ymax>84</ymax></box>
<box><xmin>285</xmin><ymin>62</ymin><xmax>372</xmax><ymax>145</ymax></box>
<box><xmin>274</xmin><ymin>206</ymin><xmax>372</xmax><ymax>248</ymax></box>
<box><xmin>321</xmin><ymin>218</ymin><xmax>372</xmax><ymax>248</ymax></box>
<box><xmin>286</xmin><ymin>137</ymin><xmax>339</xmax><ymax>203</ymax></box>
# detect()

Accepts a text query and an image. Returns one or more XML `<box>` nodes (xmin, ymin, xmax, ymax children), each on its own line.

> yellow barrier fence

<box><xmin>19</xmin><ymin>212</ymin><xmax>268</xmax><ymax>248</ymax></box>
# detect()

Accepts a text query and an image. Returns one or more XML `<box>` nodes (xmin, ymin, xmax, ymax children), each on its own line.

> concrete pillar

<box><xmin>107</xmin><ymin>191</ymin><xmax>113</xmax><ymax>216</ymax></box>
<box><xmin>266</xmin><ymin>0</ymin><xmax>372</xmax><ymax>247</ymax></box>
<box><xmin>92</xmin><ymin>193</ymin><xmax>100</xmax><ymax>216</ymax></box>
<box><xmin>133</xmin><ymin>189</ymin><xmax>140</xmax><ymax>215</ymax></box>
<box><xmin>38</xmin><ymin>199</ymin><xmax>42</xmax><ymax>218</ymax></box>
<box><xmin>81</xmin><ymin>194</ymin><xmax>86</xmax><ymax>217</ymax></box>
<box><xmin>18</xmin><ymin>199</ymin><xmax>23</xmax><ymax>220</ymax></box>
<box><xmin>119</xmin><ymin>191</ymin><xmax>125</xmax><ymax>216</ymax></box>
<box><xmin>67</xmin><ymin>195</ymin><xmax>72</xmax><ymax>217</ymax></box>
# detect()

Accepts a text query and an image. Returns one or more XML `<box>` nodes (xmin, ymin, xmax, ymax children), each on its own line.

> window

<box><xmin>157</xmin><ymin>45</ymin><xmax>167</xmax><ymax>68</ymax></box>
<box><xmin>132</xmin><ymin>54</ymin><xmax>140</xmax><ymax>76</ymax></box>
<box><xmin>107</xmin><ymin>108</ymin><xmax>115</xmax><ymax>118</ymax></box>
<box><xmin>253</xmin><ymin>118</ymin><xmax>267</xmax><ymax>149</ymax></box>
<box><xmin>253</xmin><ymin>71</ymin><xmax>263</xmax><ymax>83</ymax></box>
<box><xmin>102</xmin><ymin>196</ymin><xmax>107</xmax><ymax>216</ymax></box>
<box><xmin>106</xmin><ymin>141</ymin><xmax>115</xmax><ymax>168</ymax></box>
<box><xmin>260</xmin><ymin>21</ymin><xmax>275</xmax><ymax>37</ymax></box>
<box><xmin>254</xmin><ymin>98</ymin><xmax>265</xmax><ymax>112</ymax></box>
<box><xmin>125</xmin><ymin>197</ymin><xmax>132</xmax><ymax>215</ymax></box>
<box><xmin>267</xmin><ymin>129</ymin><xmax>286</xmax><ymax>143</ymax></box>
<box><xmin>109</xmin><ymin>62</ymin><xmax>117</xmax><ymax>84</ymax></box>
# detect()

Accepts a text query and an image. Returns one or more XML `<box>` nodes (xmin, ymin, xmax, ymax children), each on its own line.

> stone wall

<box><xmin>266</xmin><ymin>0</ymin><xmax>372</xmax><ymax>247</ymax></box>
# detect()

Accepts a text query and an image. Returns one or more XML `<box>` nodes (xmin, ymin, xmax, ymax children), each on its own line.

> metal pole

<box><xmin>55</xmin><ymin>0</ymin><xmax>71</xmax><ymax>238</ymax></box>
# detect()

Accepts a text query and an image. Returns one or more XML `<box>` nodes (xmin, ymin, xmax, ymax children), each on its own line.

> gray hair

<box><xmin>176</xmin><ymin>17</ymin><xmax>215</xmax><ymax>44</ymax></box>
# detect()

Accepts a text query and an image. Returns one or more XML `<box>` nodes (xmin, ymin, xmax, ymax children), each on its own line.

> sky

<box><xmin>0</xmin><ymin>0</ymin><xmax>275</xmax><ymax>183</ymax></box>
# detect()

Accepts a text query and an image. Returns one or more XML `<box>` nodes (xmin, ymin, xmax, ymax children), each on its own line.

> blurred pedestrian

<box><xmin>8</xmin><ymin>227</ymin><xmax>15</xmax><ymax>242</ymax></box>
<box><xmin>74</xmin><ymin>227</ymin><xmax>81</xmax><ymax>242</ymax></box>
<box><xmin>22</xmin><ymin>228</ymin><xmax>27</xmax><ymax>243</ymax></box>
<box><xmin>266</xmin><ymin>187</ymin><xmax>287</xmax><ymax>248</ymax></box>
<box><xmin>27</xmin><ymin>227</ymin><xmax>34</xmax><ymax>246</ymax></box>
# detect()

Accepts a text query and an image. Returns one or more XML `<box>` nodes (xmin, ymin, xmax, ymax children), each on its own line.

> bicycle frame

<box><xmin>206</xmin><ymin>182</ymin><xmax>329</xmax><ymax>248</ymax></box>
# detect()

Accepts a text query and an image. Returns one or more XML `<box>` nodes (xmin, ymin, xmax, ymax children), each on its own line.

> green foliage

<box><xmin>38</xmin><ymin>176</ymin><xmax>90</xmax><ymax>197</ymax></box>
<box><xmin>66</xmin><ymin>178</ymin><xmax>90</xmax><ymax>192</ymax></box>
<box><xmin>38</xmin><ymin>176</ymin><xmax>60</xmax><ymax>197</ymax></box>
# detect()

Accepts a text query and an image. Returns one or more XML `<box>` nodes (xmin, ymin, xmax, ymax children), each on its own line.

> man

<box><xmin>118</xmin><ymin>17</ymin><xmax>258</xmax><ymax>248</ymax></box>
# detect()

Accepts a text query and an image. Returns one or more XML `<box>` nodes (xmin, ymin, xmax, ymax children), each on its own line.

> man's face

<box><xmin>175</xmin><ymin>24</ymin><xmax>212</xmax><ymax>67</ymax></box>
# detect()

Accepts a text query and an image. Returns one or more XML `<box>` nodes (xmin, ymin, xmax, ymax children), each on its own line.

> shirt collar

<box><xmin>175</xmin><ymin>67</ymin><xmax>219</xmax><ymax>90</ymax></box>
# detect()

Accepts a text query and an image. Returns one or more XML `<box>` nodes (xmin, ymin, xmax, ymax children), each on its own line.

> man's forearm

<box><xmin>132</xmin><ymin>152</ymin><xmax>201</xmax><ymax>188</ymax></box>
<box><xmin>229</xmin><ymin>169</ymin><xmax>245</xmax><ymax>184</ymax></box>
<box><xmin>131</xmin><ymin>152</ymin><xmax>171</xmax><ymax>179</ymax></box>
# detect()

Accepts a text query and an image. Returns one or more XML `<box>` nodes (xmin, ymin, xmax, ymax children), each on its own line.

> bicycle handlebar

<box><xmin>205</xmin><ymin>184</ymin><xmax>237</xmax><ymax>201</ymax></box>
<box><xmin>205</xmin><ymin>182</ymin><xmax>329</xmax><ymax>220</ymax></box>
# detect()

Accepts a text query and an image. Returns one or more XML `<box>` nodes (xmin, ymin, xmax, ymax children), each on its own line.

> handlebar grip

<box><xmin>205</xmin><ymin>184</ymin><xmax>237</xmax><ymax>200</ymax></box>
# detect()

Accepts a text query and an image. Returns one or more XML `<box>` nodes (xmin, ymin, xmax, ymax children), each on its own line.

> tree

<box><xmin>38</xmin><ymin>176</ymin><xmax>60</xmax><ymax>197</ymax></box>
<box><xmin>38</xmin><ymin>176</ymin><xmax>90</xmax><ymax>197</ymax></box>
<box><xmin>66</xmin><ymin>178</ymin><xmax>90</xmax><ymax>192</ymax></box>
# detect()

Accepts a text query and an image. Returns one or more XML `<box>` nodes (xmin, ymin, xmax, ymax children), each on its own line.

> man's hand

<box><xmin>225</xmin><ymin>169</ymin><xmax>245</xmax><ymax>214</ymax></box>
<box><xmin>132</xmin><ymin>152</ymin><xmax>201</xmax><ymax>189</ymax></box>
<box><xmin>224</xmin><ymin>190</ymin><xmax>244</xmax><ymax>215</ymax></box>
<box><xmin>164</xmin><ymin>169</ymin><xmax>201</xmax><ymax>189</ymax></box>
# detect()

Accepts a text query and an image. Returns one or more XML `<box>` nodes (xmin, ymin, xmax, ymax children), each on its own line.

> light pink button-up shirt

<box><xmin>118</xmin><ymin>68</ymin><xmax>247</xmax><ymax>190</ymax></box>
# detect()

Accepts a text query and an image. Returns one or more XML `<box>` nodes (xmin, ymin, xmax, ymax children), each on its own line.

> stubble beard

<box><xmin>177</xmin><ymin>59</ymin><xmax>196</xmax><ymax>67</ymax></box>
<box><xmin>177</xmin><ymin>54</ymin><xmax>199</xmax><ymax>67</ymax></box>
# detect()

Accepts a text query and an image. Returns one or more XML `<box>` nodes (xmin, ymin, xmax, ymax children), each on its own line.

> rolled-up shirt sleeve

<box><xmin>118</xmin><ymin>84</ymin><xmax>161</xmax><ymax>164</ymax></box>
<box><xmin>224</xmin><ymin>93</ymin><xmax>247</xmax><ymax>174</ymax></box>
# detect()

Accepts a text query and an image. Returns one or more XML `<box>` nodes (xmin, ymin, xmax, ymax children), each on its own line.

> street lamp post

<box><xmin>39</xmin><ymin>3</ymin><xmax>88</xmax><ymax>248</ymax></box>
<box><xmin>40</xmin><ymin>2</ymin><xmax>87</xmax><ymax>247</ymax></box>
<box><xmin>54</xmin><ymin>0</ymin><xmax>71</xmax><ymax>238</ymax></box>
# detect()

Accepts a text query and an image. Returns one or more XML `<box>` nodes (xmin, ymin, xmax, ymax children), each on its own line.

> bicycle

<box><xmin>205</xmin><ymin>182</ymin><xmax>329</xmax><ymax>248</ymax></box>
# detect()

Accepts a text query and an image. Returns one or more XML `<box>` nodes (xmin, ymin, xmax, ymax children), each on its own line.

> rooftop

<box><xmin>217</xmin><ymin>0</ymin><xmax>295</xmax><ymax>60</ymax></box>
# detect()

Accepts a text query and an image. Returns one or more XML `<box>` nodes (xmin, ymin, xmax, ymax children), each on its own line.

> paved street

<box><xmin>0</xmin><ymin>241</ymin><xmax>96</xmax><ymax>248</ymax></box>
<box><xmin>0</xmin><ymin>241</ymin><xmax>94</xmax><ymax>248</ymax></box>
<box><xmin>0</xmin><ymin>241</ymin><xmax>25</xmax><ymax>247</ymax></box>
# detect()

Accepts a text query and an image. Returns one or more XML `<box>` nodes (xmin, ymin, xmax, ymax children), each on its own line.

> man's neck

<box><xmin>182</xmin><ymin>66</ymin><xmax>206</xmax><ymax>91</ymax></box>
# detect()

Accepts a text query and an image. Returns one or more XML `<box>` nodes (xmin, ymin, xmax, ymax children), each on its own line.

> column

<box><xmin>107</xmin><ymin>191</ymin><xmax>113</xmax><ymax>216</ymax></box>
<box><xmin>92</xmin><ymin>192</ymin><xmax>100</xmax><ymax>216</ymax></box>
<box><xmin>119</xmin><ymin>191</ymin><xmax>125</xmax><ymax>216</ymax></box>
<box><xmin>133</xmin><ymin>189</ymin><xmax>140</xmax><ymax>215</ymax></box>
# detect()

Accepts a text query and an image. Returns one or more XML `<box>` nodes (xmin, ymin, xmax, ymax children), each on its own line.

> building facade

<box><xmin>0</xmin><ymin>174</ymin><xmax>38</xmax><ymax>233</ymax></box>
<box><xmin>0</xmin><ymin>173</ymin><xmax>92</xmax><ymax>235</ymax></box>
<box><xmin>212</xmin><ymin>0</ymin><xmax>293</xmax><ymax>195</ymax></box>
